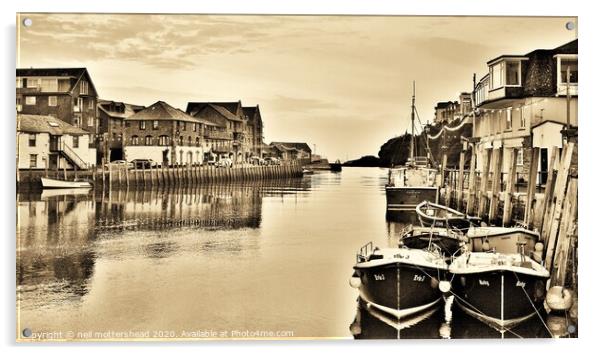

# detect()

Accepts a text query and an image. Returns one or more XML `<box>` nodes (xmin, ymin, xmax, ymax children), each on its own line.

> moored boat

<box><xmin>416</xmin><ymin>201</ymin><xmax>481</xmax><ymax>231</ymax></box>
<box><xmin>466</xmin><ymin>226</ymin><xmax>541</xmax><ymax>255</ymax></box>
<box><xmin>449</xmin><ymin>251</ymin><xmax>549</xmax><ymax>329</ymax></box>
<box><xmin>350</xmin><ymin>243</ymin><xmax>448</xmax><ymax>319</ymax></box>
<box><xmin>386</xmin><ymin>83</ymin><xmax>439</xmax><ymax>211</ymax></box>
<box><xmin>400</xmin><ymin>226</ymin><xmax>467</xmax><ymax>257</ymax></box>
<box><xmin>40</xmin><ymin>177</ymin><xmax>93</xmax><ymax>189</ymax></box>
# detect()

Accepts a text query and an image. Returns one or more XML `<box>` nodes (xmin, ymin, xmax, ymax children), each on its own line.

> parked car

<box><xmin>216</xmin><ymin>158</ymin><xmax>233</xmax><ymax>168</ymax></box>
<box><xmin>105</xmin><ymin>160</ymin><xmax>133</xmax><ymax>169</ymax></box>
<box><xmin>131</xmin><ymin>159</ymin><xmax>159</xmax><ymax>169</ymax></box>
<box><xmin>249</xmin><ymin>156</ymin><xmax>266</xmax><ymax>166</ymax></box>
<box><xmin>265</xmin><ymin>157</ymin><xmax>281</xmax><ymax>165</ymax></box>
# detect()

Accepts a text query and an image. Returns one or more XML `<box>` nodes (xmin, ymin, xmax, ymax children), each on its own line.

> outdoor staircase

<box><xmin>58</xmin><ymin>142</ymin><xmax>88</xmax><ymax>170</ymax></box>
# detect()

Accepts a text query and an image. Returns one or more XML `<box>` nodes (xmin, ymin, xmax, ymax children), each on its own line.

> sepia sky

<box><xmin>17</xmin><ymin>14</ymin><xmax>577</xmax><ymax>160</ymax></box>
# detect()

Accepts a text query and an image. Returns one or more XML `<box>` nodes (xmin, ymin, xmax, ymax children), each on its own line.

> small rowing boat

<box><xmin>40</xmin><ymin>177</ymin><xmax>93</xmax><ymax>189</ymax></box>
<box><xmin>416</xmin><ymin>201</ymin><xmax>481</xmax><ymax>231</ymax></box>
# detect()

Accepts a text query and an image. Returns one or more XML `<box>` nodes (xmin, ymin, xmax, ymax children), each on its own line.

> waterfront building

<box><xmin>16</xmin><ymin>68</ymin><xmax>99</xmax><ymax>142</ymax></box>
<box><xmin>97</xmin><ymin>99</ymin><xmax>145</xmax><ymax>162</ymax></box>
<box><xmin>243</xmin><ymin>105</ymin><xmax>264</xmax><ymax>157</ymax></box>
<box><xmin>472</xmin><ymin>39</ymin><xmax>578</xmax><ymax>184</ymax></box>
<box><xmin>17</xmin><ymin>114</ymin><xmax>96</xmax><ymax>170</ymax></box>
<box><xmin>187</xmin><ymin>101</ymin><xmax>266</xmax><ymax>163</ymax></box>
<box><xmin>433</xmin><ymin>92</ymin><xmax>473</xmax><ymax>125</ymax></box>
<box><xmin>123</xmin><ymin>101</ymin><xmax>208</xmax><ymax>166</ymax></box>
<box><xmin>269</xmin><ymin>142</ymin><xmax>312</xmax><ymax>161</ymax></box>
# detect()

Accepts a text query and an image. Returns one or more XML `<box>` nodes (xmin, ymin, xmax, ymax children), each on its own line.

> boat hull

<box><xmin>40</xmin><ymin>177</ymin><xmax>92</xmax><ymax>189</ymax></box>
<box><xmin>354</xmin><ymin>262</ymin><xmax>443</xmax><ymax>319</ymax></box>
<box><xmin>451</xmin><ymin>270</ymin><xmax>548</xmax><ymax>329</ymax></box>
<box><xmin>385</xmin><ymin>187</ymin><xmax>438</xmax><ymax>211</ymax></box>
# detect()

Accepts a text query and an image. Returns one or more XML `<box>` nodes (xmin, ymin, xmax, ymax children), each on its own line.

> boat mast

<box><xmin>409</xmin><ymin>81</ymin><xmax>416</xmax><ymax>161</ymax></box>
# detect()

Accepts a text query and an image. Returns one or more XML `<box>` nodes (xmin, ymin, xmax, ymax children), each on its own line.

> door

<box><xmin>540</xmin><ymin>148</ymin><xmax>548</xmax><ymax>185</ymax></box>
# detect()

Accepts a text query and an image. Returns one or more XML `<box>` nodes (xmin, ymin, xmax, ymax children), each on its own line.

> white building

<box><xmin>17</xmin><ymin>114</ymin><xmax>96</xmax><ymax>170</ymax></box>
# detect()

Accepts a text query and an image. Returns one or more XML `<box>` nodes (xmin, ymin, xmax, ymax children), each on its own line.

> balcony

<box><xmin>204</xmin><ymin>130</ymin><xmax>232</xmax><ymax>140</ymax></box>
<box><xmin>233</xmin><ymin>132</ymin><xmax>245</xmax><ymax>141</ymax></box>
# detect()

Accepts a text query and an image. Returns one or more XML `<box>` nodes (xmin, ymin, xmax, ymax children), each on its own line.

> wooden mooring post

<box><xmin>502</xmin><ymin>148</ymin><xmax>517</xmax><ymax>226</ymax></box>
<box><xmin>550</xmin><ymin>177</ymin><xmax>578</xmax><ymax>286</ymax></box>
<box><xmin>523</xmin><ymin>147</ymin><xmax>540</xmax><ymax>227</ymax></box>
<box><xmin>456</xmin><ymin>141</ymin><xmax>466</xmax><ymax>209</ymax></box>
<box><xmin>488</xmin><ymin>147</ymin><xmax>503</xmax><ymax>222</ymax></box>
<box><xmin>544</xmin><ymin>142</ymin><xmax>575</xmax><ymax>269</ymax></box>
<box><xmin>466</xmin><ymin>144</ymin><xmax>477</xmax><ymax>215</ymax></box>
<box><xmin>535</xmin><ymin>147</ymin><xmax>559</xmax><ymax>234</ymax></box>
<box><xmin>477</xmin><ymin>149</ymin><xmax>491</xmax><ymax>218</ymax></box>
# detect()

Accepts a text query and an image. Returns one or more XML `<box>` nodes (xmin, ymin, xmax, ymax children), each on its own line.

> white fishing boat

<box><xmin>40</xmin><ymin>177</ymin><xmax>93</xmax><ymax>189</ymax></box>
<box><xmin>466</xmin><ymin>226</ymin><xmax>541</xmax><ymax>255</ymax></box>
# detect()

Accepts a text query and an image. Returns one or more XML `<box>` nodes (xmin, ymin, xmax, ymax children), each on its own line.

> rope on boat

<box><xmin>512</xmin><ymin>271</ymin><xmax>554</xmax><ymax>338</ymax></box>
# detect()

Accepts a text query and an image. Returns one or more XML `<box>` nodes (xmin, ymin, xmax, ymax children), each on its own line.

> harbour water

<box><xmin>17</xmin><ymin>168</ymin><xmax>566</xmax><ymax>340</ymax></box>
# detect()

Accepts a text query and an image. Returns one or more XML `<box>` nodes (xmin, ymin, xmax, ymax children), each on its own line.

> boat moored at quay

<box><xmin>386</xmin><ymin>83</ymin><xmax>439</xmax><ymax>211</ymax></box>
<box><xmin>449</xmin><ymin>251</ymin><xmax>549</xmax><ymax>329</ymax></box>
<box><xmin>350</xmin><ymin>242</ymin><xmax>448</xmax><ymax>319</ymax></box>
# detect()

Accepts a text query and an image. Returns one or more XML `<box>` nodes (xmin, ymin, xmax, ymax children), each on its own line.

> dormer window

<box><xmin>488</xmin><ymin>57</ymin><xmax>526</xmax><ymax>90</ymax></box>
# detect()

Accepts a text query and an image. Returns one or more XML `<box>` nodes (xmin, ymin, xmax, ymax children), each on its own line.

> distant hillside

<box><xmin>346</xmin><ymin>120</ymin><xmax>473</xmax><ymax>168</ymax></box>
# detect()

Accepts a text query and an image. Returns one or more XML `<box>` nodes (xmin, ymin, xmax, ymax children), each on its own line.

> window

<box><xmin>28</xmin><ymin>134</ymin><xmax>36</xmax><ymax>147</ymax></box>
<box><xmin>29</xmin><ymin>154</ymin><xmax>37</xmax><ymax>168</ymax></box>
<box><xmin>490</xmin><ymin>63</ymin><xmax>503</xmax><ymax>89</ymax></box>
<box><xmin>25</xmin><ymin>96</ymin><xmax>36</xmax><ymax>105</ymax></box>
<box><xmin>505</xmin><ymin>109</ymin><xmax>512</xmax><ymax>130</ymax></box>
<box><xmin>74</xmin><ymin>114</ymin><xmax>81</xmax><ymax>127</ymax></box>
<box><xmin>74</xmin><ymin>97</ymin><xmax>83</xmax><ymax>112</ymax></box>
<box><xmin>145</xmin><ymin>135</ymin><xmax>153</xmax><ymax>145</ymax></box>
<box><xmin>131</xmin><ymin>135</ymin><xmax>139</xmax><ymax>145</ymax></box>
<box><xmin>520</xmin><ymin>106</ymin><xmax>526</xmax><ymax>128</ymax></box>
<box><xmin>560</xmin><ymin>59</ymin><xmax>578</xmax><ymax>83</ymax></box>
<box><xmin>152</xmin><ymin>120</ymin><xmax>159</xmax><ymax>130</ymax></box>
<box><xmin>73</xmin><ymin>136</ymin><xmax>79</xmax><ymax>148</ymax></box>
<box><xmin>41</xmin><ymin>78</ymin><xmax>58</xmax><ymax>92</ymax></box>
<box><xmin>182</xmin><ymin>122</ymin><xmax>187</xmax><ymax>131</ymax></box>
<box><xmin>88</xmin><ymin>99</ymin><xmax>94</xmax><ymax>110</ymax></box>
<box><xmin>16</xmin><ymin>97</ymin><xmax>22</xmax><ymax>112</ymax></box>
<box><xmin>159</xmin><ymin>135</ymin><xmax>169</xmax><ymax>146</ymax></box>
<box><xmin>193</xmin><ymin>123</ymin><xmax>197</xmax><ymax>132</ymax></box>
<box><xmin>188</xmin><ymin>136</ymin><xmax>192</xmax><ymax>146</ymax></box>
<box><xmin>87</xmin><ymin>116</ymin><xmax>94</xmax><ymax>127</ymax></box>
<box><xmin>16</xmin><ymin>78</ymin><xmax>23</xmax><ymax>88</ymax></box>
<box><xmin>140</xmin><ymin>121</ymin><xmax>146</xmax><ymax>130</ymax></box>
<box><xmin>26</xmin><ymin>78</ymin><xmax>39</xmax><ymax>88</ymax></box>
<box><xmin>195</xmin><ymin>137</ymin><xmax>200</xmax><ymax>146</ymax></box>
<box><xmin>517</xmin><ymin>149</ymin><xmax>524</xmax><ymax>166</ymax></box>
<box><xmin>506</xmin><ymin>61</ymin><xmax>520</xmax><ymax>86</ymax></box>
<box><xmin>48</xmin><ymin>96</ymin><xmax>57</xmax><ymax>107</ymax></box>
<box><xmin>179</xmin><ymin>136</ymin><xmax>184</xmax><ymax>145</ymax></box>
<box><xmin>80</xmin><ymin>80</ymin><xmax>89</xmax><ymax>95</ymax></box>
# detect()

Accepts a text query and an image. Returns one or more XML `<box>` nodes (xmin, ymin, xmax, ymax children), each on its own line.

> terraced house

<box><xmin>123</xmin><ymin>101</ymin><xmax>210</xmax><ymax>166</ymax></box>
<box><xmin>16</xmin><ymin>68</ymin><xmax>99</xmax><ymax>144</ymax></box>
<box><xmin>97</xmin><ymin>99</ymin><xmax>145</xmax><ymax>162</ymax></box>
<box><xmin>187</xmin><ymin>101</ymin><xmax>264</xmax><ymax>163</ymax></box>
<box><xmin>472</xmin><ymin>39</ymin><xmax>577</xmax><ymax>185</ymax></box>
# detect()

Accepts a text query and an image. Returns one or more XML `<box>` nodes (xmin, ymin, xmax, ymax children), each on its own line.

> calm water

<box><xmin>16</xmin><ymin>168</ymin><xmax>567</xmax><ymax>340</ymax></box>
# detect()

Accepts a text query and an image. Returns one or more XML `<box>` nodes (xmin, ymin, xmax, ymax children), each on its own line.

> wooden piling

<box><xmin>477</xmin><ymin>149</ymin><xmax>491</xmax><ymax>218</ymax></box>
<box><xmin>456</xmin><ymin>142</ymin><xmax>466</xmax><ymax>209</ymax></box>
<box><xmin>544</xmin><ymin>142</ymin><xmax>575</xmax><ymax>268</ymax></box>
<box><xmin>550</xmin><ymin>177</ymin><xmax>578</xmax><ymax>286</ymax></box>
<box><xmin>535</xmin><ymin>147</ymin><xmax>559</xmax><ymax>233</ymax></box>
<box><xmin>108</xmin><ymin>163</ymin><xmax>113</xmax><ymax>191</ymax></box>
<box><xmin>488</xmin><ymin>147</ymin><xmax>503</xmax><ymax>221</ymax></box>
<box><xmin>466</xmin><ymin>145</ymin><xmax>477</xmax><ymax>214</ymax></box>
<box><xmin>502</xmin><ymin>148</ymin><xmax>518</xmax><ymax>226</ymax></box>
<box><xmin>523</xmin><ymin>147</ymin><xmax>540</xmax><ymax>227</ymax></box>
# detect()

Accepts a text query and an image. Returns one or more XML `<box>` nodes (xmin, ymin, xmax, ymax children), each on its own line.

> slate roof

<box><xmin>126</xmin><ymin>101</ymin><xmax>206</xmax><ymax>124</ymax></box>
<box><xmin>270</xmin><ymin>142</ymin><xmax>312</xmax><ymax>153</ymax></box>
<box><xmin>17</xmin><ymin>114</ymin><xmax>89</xmax><ymax>136</ymax></box>
<box><xmin>98</xmin><ymin>100</ymin><xmax>145</xmax><ymax>119</ymax></box>
<box><xmin>187</xmin><ymin>101</ymin><xmax>240</xmax><ymax>115</ymax></box>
